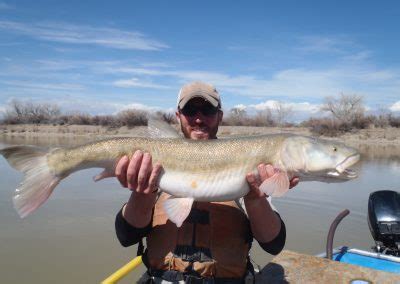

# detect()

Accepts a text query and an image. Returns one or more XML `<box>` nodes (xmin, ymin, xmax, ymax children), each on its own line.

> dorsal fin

<box><xmin>147</xmin><ymin>115</ymin><xmax>181</xmax><ymax>138</ymax></box>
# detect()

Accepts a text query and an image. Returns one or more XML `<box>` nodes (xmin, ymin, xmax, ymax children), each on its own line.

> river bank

<box><xmin>0</xmin><ymin>124</ymin><xmax>399</xmax><ymax>159</ymax></box>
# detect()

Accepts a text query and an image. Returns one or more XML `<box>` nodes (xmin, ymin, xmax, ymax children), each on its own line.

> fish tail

<box><xmin>0</xmin><ymin>146</ymin><xmax>62</xmax><ymax>218</ymax></box>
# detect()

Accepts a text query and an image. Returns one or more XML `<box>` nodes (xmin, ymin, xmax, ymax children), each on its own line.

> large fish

<box><xmin>0</xmin><ymin>131</ymin><xmax>360</xmax><ymax>227</ymax></box>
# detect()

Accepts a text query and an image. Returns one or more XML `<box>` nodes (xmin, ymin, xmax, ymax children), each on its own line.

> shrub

<box><xmin>116</xmin><ymin>109</ymin><xmax>148</xmax><ymax>127</ymax></box>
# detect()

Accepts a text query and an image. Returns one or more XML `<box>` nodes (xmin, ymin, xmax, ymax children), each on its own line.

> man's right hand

<box><xmin>115</xmin><ymin>150</ymin><xmax>162</xmax><ymax>194</ymax></box>
<box><xmin>115</xmin><ymin>150</ymin><xmax>162</xmax><ymax>228</ymax></box>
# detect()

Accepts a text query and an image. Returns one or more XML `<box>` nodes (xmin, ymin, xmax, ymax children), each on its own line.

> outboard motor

<box><xmin>368</xmin><ymin>190</ymin><xmax>400</xmax><ymax>256</ymax></box>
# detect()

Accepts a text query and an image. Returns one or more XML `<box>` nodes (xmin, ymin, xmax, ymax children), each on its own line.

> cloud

<box><xmin>390</xmin><ymin>101</ymin><xmax>400</xmax><ymax>112</ymax></box>
<box><xmin>229</xmin><ymin>100</ymin><xmax>322</xmax><ymax>123</ymax></box>
<box><xmin>2</xmin><ymin>96</ymin><xmax>166</xmax><ymax>115</ymax></box>
<box><xmin>1</xmin><ymin>80</ymin><xmax>85</xmax><ymax>91</ymax></box>
<box><xmin>2</xmin><ymin>56</ymin><xmax>399</xmax><ymax>114</ymax></box>
<box><xmin>248</xmin><ymin>100</ymin><xmax>320</xmax><ymax>113</ymax></box>
<box><xmin>112</xmin><ymin>65</ymin><xmax>400</xmax><ymax>106</ymax></box>
<box><xmin>0</xmin><ymin>20</ymin><xmax>168</xmax><ymax>50</ymax></box>
<box><xmin>297</xmin><ymin>35</ymin><xmax>354</xmax><ymax>54</ymax></box>
<box><xmin>0</xmin><ymin>2</ymin><xmax>13</xmax><ymax>9</ymax></box>
<box><xmin>232</xmin><ymin>104</ymin><xmax>247</xmax><ymax>111</ymax></box>
<box><xmin>342</xmin><ymin>51</ymin><xmax>372</xmax><ymax>62</ymax></box>
<box><xmin>113</xmin><ymin>77</ymin><xmax>170</xmax><ymax>89</ymax></box>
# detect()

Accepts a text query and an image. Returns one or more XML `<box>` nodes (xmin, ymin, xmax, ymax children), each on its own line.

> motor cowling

<box><xmin>368</xmin><ymin>190</ymin><xmax>400</xmax><ymax>256</ymax></box>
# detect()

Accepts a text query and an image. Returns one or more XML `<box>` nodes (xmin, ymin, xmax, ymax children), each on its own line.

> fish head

<box><xmin>281</xmin><ymin>136</ymin><xmax>360</xmax><ymax>182</ymax></box>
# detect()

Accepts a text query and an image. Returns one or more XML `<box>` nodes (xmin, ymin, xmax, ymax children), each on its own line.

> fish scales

<box><xmin>48</xmin><ymin>135</ymin><xmax>287</xmax><ymax>177</ymax></box>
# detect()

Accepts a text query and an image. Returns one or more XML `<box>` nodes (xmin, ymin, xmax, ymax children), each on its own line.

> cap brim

<box><xmin>178</xmin><ymin>94</ymin><xmax>219</xmax><ymax>109</ymax></box>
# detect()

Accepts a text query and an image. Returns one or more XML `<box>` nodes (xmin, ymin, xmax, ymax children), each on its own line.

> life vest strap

<box><xmin>149</xmin><ymin>269</ymin><xmax>246</xmax><ymax>283</ymax></box>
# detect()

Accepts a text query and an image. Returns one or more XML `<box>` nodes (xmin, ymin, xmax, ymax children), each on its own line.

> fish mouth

<box><xmin>329</xmin><ymin>153</ymin><xmax>360</xmax><ymax>179</ymax></box>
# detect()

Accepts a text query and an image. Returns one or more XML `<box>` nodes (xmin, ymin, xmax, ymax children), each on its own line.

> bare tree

<box><xmin>273</xmin><ymin>101</ymin><xmax>292</xmax><ymax>126</ymax></box>
<box><xmin>321</xmin><ymin>93</ymin><xmax>365</xmax><ymax>123</ymax></box>
<box><xmin>225</xmin><ymin>106</ymin><xmax>248</xmax><ymax>126</ymax></box>
<box><xmin>2</xmin><ymin>99</ymin><xmax>61</xmax><ymax>124</ymax></box>
<box><xmin>253</xmin><ymin>108</ymin><xmax>275</xmax><ymax>126</ymax></box>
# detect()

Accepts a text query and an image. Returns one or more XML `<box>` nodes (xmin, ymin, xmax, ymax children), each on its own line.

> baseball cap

<box><xmin>177</xmin><ymin>81</ymin><xmax>221</xmax><ymax>109</ymax></box>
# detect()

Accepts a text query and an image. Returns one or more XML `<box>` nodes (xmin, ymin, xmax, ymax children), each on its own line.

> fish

<box><xmin>0</xmin><ymin>132</ymin><xmax>360</xmax><ymax>227</ymax></box>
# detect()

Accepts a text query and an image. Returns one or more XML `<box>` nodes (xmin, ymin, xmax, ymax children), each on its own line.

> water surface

<box><xmin>0</xmin><ymin>136</ymin><xmax>399</xmax><ymax>283</ymax></box>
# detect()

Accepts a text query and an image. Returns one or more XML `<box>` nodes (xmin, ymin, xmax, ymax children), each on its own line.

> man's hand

<box><xmin>245</xmin><ymin>164</ymin><xmax>299</xmax><ymax>200</ymax></box>
<box><xmin>115</xmin><ymin>150</ymin><xmax>162</xmax><ymax>228</ymax></box>
<box><xmin>244</xmin><ymin>163</ymin><xmax>298</xmax><ymax>243</ymax></box>
<box><xmin>115</xmin><ymin>150</ymin><xmax>162</xmax><ymax>194</ymax></box>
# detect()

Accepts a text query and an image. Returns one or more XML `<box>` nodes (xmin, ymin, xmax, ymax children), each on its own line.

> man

<box><xmin>115</xmin><ymin>81</ymin><xmax>299</xmax><ymax>283</ymax></box>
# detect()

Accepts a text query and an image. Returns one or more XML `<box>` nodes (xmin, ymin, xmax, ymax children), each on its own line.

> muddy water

<box><xmin>0</xmin><ymin>136</ymin><xmax>399</xmax><ymax>283</ymax></box>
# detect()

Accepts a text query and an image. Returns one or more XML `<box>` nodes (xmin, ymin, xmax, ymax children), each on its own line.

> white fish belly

<box><xmin>158</xmin><ymin>168</ymin><xmax>250</xmax><ymax>201</ymax></box>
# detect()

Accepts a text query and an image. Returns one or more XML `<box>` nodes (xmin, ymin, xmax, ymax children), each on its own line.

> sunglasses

<box><xmin>180</xmin><ymin>104</ymin><xmax>220</xmax><ymax>117</ymax></box>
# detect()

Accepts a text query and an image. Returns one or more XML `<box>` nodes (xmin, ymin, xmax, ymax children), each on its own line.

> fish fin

<box><xmin>93</xmin><ymin>169</ymin><xmax>115</xmax><ymax>182</ymax></box>
<box><xmin>0</xmin><ymin>146</ymin><xmax>62</xmax><ymax>218</ymax></box>
<box><xmin>163</xmin><ymin>196</ymin><xmax>194</xmax><ymax>227</ymax></box>
<box><xmin>148</xmin><ymin>115</ymin><xmax>181</xmax><ymax>138</ymax></box>
<box><xmin>259</xmin><ymin>169</ymin><xmax>290</xmax><ymax>197</ymax></box>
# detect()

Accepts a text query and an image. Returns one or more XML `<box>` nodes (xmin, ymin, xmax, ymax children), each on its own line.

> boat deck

<box><xmin>258</xmin><ymin>250</ymin><xmax>400</xmax><ymax>283</ymax></box>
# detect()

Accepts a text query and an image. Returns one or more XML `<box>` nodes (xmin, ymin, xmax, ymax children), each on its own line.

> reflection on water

<box><xmin>0</xmin><ymin>134</ymin><xmax>103</xmax><ymax>148</ymax></box>
<box><xmin>0</xmin><ymin>136</ymin><xmax>399</xmax><ymax>283</ymax></box>
<box><xmin>357</xmin><ymin>144</ymin><xmax>400</xmax><ymax>162</ymax></box>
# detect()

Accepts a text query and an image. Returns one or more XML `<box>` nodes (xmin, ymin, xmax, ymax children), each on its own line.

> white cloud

<box><xmin>232</xmin><ymin>104</ymin><xmax>246</xmax><ymax>110</ymax></box>
<box><xmin>0</xmin><ymin>2</ymin><xmax>13</xmax><ymax>9</ymax></box>
<box><xmin>1</xmin><ymin>80</ymin><xmax>85</xmax><ymax>91</ymax></box>
<box><xmin>28</xmin><ymin>59</ymin><xmax>398</xmax><ymax>108</ymax></box>
<box><xmin>67</xmin><ymin>101</ymin><xmax>164</xmax><ymax>115</ymax></box>
<box><xmin>0</xmin><ymin>20</ymin><xmax>168</xmax><ymax>50</ymax></box>
<box><xmin>249</xmin><ymin>100</ymin><xmax>320</xmax><ymax>113</ymax></box>
<box><xmin>1</xmin><ymin>57</ymin><xmax>399</xmax><ymax>115</ymax></box>
<box><xmin>2</xmin><ymin>96</ymin><xmax>166</xmax><ymax>115</ymax></box>
<box><xmin>342</xmin><ymin>51</ymin><xmax>372</xmax><ymax>62</ymax></box>
<box><xmin>113</xmin><ymin>77</ymin><xmax>170</xmax><ymax>89</ymax></box>
<box><xmin>390</xmin><ymin>101</ymin><xmax>400</xmax><ymax>112</ymax></box>
<box><xmin>117</xmin><ymin>103</ymin><xmax>160</xmax><ymax>113</ymax></box>
<box><xmin>228</xmin><ymin>100</ymin><xmax>322</xmax><ymax>123</ymax></box>
<box><xmin>138</xmin><ymin>66</ymin><xmax>400</xmax><ymax>107</ymax></box>
<box><xmin>297</xmin><ymin>35</ymin><xmax>354</xmax><ymax>54</ymax></box>
<box><xmin>0</xmin><ymin>104</ymin><xmax>6</xmax><ymax>114</ymax></box>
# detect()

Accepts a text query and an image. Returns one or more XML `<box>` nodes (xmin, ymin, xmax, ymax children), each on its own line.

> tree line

<box><xmin>1</xmin><ymin>96</ymin><xmax>399</xmax><ymax>136</ymax></box>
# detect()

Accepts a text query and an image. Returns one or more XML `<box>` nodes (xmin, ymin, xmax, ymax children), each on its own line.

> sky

<box><xmin>0</xmin><ymin>0</ymin><xmax>399</xmax><ymax>121</ymax></box>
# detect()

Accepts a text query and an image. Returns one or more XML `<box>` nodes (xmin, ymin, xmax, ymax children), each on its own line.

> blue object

<box><xmin>333</xmin><ymin>247</ymin><xmax>400</xmax><ymax>274</ymax></box>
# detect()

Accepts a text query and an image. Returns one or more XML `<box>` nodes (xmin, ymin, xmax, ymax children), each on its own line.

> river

<box><xmin>0</xmin><ymin>136</ymin><xmax>399</xmax><ymax>283</ymax></box>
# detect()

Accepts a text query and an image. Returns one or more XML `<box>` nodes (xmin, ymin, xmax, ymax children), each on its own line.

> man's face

<box><xmin>176</xmin><ymin>97</ymin><xmax>223</xmax><ymax>140</ymax></box>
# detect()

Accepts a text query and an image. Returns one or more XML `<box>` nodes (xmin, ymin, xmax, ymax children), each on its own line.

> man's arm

<box><xmin>244</xmin><ymin>164</ymin><xmax>298</xmax><ymax>252</ymax></box>
<box><xmin>114</xmin><ymin>150</ymin><xmax>162</xmax><ymax>246</ymax></box>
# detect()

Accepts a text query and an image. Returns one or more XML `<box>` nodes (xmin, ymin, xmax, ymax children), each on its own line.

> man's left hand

<box><xmin>245</xmin><ymin>164</ymin><xmax>299</xmax><ymax>200</ymax></box>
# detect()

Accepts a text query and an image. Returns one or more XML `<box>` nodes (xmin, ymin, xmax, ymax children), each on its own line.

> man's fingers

<box><xmin>246</xmin><ymin>173</ymin><xmax>259</xmax><ymax>190</ymax></box>
<box><xmin>136</xmin><ymin>152</ymin><xmax>152</xmax><ymax>192</ymax></box>
<box><xmin>265</xmin><ymin>164</ymin><xmax>275</xmax><ymax>178</ymax></box>
<box><xmin>145</xmin><ymin>163</ymin><xmax>162</xmax><ymax>194</ymax></box>
<box><xmin>257</xmin><ymin>164</ymin><xmax>269</xmax><ymax>181</ymax></box>
<box><xmin>115</xmin><ymin>155</ymin><xmax>129</xmax><ymax>187</ymax></box>
<box><xmin>289</xmin><ymin>177</ymin><xmax>300</xmax><ymax>189</ymax></box>
<box><xmin>127</xmin><ymin>150</ymin><xmax>143</xmax><ymax>190</ymax></box>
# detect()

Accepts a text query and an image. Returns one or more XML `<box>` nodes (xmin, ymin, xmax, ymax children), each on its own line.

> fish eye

<box><xmin>333</xmin><ymin>146</ymin><xmax>337</xmax><ymax>152</ymax></box>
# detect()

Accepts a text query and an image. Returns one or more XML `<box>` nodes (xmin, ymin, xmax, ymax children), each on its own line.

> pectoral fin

<box><xmin>259</xmin><ymin>169</ymin><xmax>290</xmax><ymax>197</ymax></box>
<box><xmin>93</xmin><ymin>169</ymin><xmax>115</xmax><ymax>182</ymax></box>
<box><xmin>163</xmin><ymin>196</ymin><xmax>194</xmax><ymax>227</ymax></box>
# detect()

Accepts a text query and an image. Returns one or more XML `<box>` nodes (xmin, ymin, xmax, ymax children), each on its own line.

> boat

<box><xmin>318</xmin><ymin>190</ymin><xmax>400</xmax><ymax>275</ymax></box>
<box><xmin>102</xmin><ymin>190</ymin><xmax>400</xmax><ymax>283</ymax></box>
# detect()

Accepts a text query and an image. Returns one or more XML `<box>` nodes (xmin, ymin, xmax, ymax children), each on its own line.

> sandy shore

<box><xmin>0</xmin><ymin>124</ymin><xmax>399</xmax><ymax>159</ymax></box>
<box><xmin>1</xmin><ymin>124</ymin><xmax>399</xmax><ymax>143</ymax></box>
